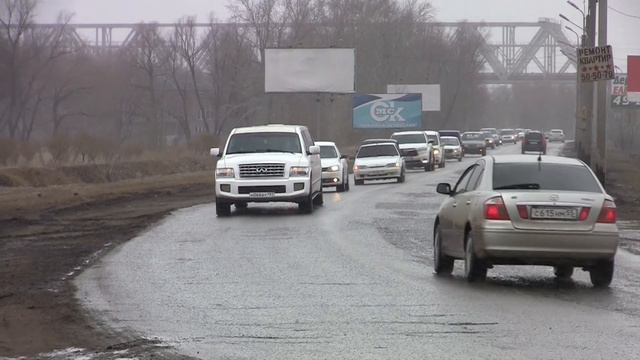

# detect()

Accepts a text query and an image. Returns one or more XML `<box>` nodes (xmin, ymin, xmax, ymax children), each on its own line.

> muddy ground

<box><xmin>0</xmin><ymin>174</ymin><xmax>213</xmax><ymax>358</ymax></box>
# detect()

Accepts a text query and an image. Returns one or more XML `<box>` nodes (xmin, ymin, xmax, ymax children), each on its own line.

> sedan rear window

<box><xmin>493</xmin><ymin>163</ymin><xmax>602</xmax><ymax>193</ymax></box>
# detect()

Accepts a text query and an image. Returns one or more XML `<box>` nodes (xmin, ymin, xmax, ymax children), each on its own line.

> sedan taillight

<box><xmin>485</xmin><ymin>196</ymin><xmax>510</xmax><ymax>220</ymax></box>
<box><xmin>579</xmin><ymin>207</ymin><xmax>591</xmax><ymax>221</ymax></box>
<box><xmin>517</xmin><ymin>205</ymin><xmax>529</xmax><ymax>219</ymax></box>
<box><xmin>597</xmin><ymin>200</ymin><xmax>617</xmax><ymax>223</ymax></box>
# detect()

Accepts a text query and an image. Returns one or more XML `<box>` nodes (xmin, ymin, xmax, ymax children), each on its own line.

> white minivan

<box><xmin>210</xmin><ymin>125</ymin><xmax>323</xmax><ymax>216</ymax></box>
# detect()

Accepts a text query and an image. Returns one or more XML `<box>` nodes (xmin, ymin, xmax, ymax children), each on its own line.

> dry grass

<box><xmin>0</xmin><ymin>171</ymin><xmax>214</xmax><ymax>220</ymax></box>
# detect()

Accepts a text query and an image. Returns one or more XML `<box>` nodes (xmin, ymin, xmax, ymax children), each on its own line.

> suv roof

<box><xmin>424</xmin><ymin>130</ymin><xmax>440</xmax><ymax>135</ymax></box>
<box><xmin>233</xmin><ymin>124</ymin><xmax>302</xmax><ymax>134</ymax></box>
<box><xmin>361</xmin><ymin>138</ymin><xmax>399</xmax><ymax>145</ymax></box>
<box><xmin>315</xmin><ymin>141</ymin><xmax>337</xmax><ymax>147</ymax></box>
<box><xmin>391</xmin><ymin>131</ymin><xmax>426</xmax><ymax>136</ymax></box>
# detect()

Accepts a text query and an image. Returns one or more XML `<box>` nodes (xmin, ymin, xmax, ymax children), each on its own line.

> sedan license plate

<box><xmin>531</xmin><ymin>207</ymin><xmax>578</xmax><ymax>220</ymax></box>
<box><xmin>250</xmin><ymin>192</ymin><xmax>275</xmax><ymax>198</ymax></box>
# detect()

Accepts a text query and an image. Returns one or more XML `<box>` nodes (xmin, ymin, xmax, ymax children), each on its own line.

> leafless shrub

<box><xmin>47</xmin><ymin>135</ymin><xmax>73</xmax><ymax>164</ymax></box>
<box><xmin>0</xmin><ymin>138</ymin><xmax>19</xmax><ymax>166</ymax></box>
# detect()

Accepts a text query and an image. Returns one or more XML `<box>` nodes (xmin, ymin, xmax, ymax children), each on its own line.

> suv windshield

<box><xmin>441</xmin><ymin>137</ymin><xmax>460</xmax><ymax>146</ymax></box>
<box><xmin>493</xmin><ymin>163</ymin><xmax>601</xmax><ymax>193</ymax></box>
<box><xmin>426</xmin><ymin>134</ymin><xmax>439</xmax><ymax>145</ymax></box>
<box><xmin>226</xmin><ymin>132</ymin><xmax>302</xmax><ymax>154</ymax></box>
<box><xmin>320</xmin><ymin>146</ymin><xmax>338</xmax><ymax>158</ymax></box>
<box><xmin>462</xmin><ymin>133</ymin><xmax>483</xmax><ymax>140</ymax></box>
<box><xmin>500</xmin><ymin>129</ymin><xmax>515</xmax><ymax>135</ymax></box>
<box><xmin>357</xmin><ymin>144</ymin><xmax>398</xmax><ymax>158</ymax></box>
<box><xmin>482</xmin><ymin>128</ymin><xmax>498</xmax><ymax>134</ymax></box>
<box><xmin>391</xmin><ymin>134</ymin><xmax>426</xmax><ymax>145</ymax></box>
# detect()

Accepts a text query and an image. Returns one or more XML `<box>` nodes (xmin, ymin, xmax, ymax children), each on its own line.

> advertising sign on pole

<box><xmin>386</xmin><ymin>84</ymin><xmax>440</xmax><ymax>111</ymax></box>
<box><xmin>264</xmin><ymin>48</ymin><xmax>355</xmax><ymax>93</ymax></box>
<box><xmin>627</xmin><ymin>55</ymin><xmax>640</xmax><ymax>102</ymax></box>
<box><xmin>353</xmin><ymin>94</ymin><xmax>422</xmax><ymax>129</ymax></box>
<box><xmin>577</xmin><ymin>45</ymin><xmax>614</xmax><ymax>82</ymax></box>
<box><xmin>611</xmin><ymin>74</ymin><xmax>640</xmax><ymax>108</ymax></box>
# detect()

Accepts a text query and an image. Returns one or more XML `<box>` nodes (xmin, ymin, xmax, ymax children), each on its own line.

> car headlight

<box><xmin>354</xmin><ymin>164</ymin><xmax>366</xmax><ymax>170</ymax></box>
<box><xmin>289</xmin><ymin>166</ymin><xmax>310</xmax><ymax>177</ymax></box>
<box><xmin>433</xmin><ymin>149</ymin><xmax>440</xmax><ymax>154</ymax></box>
<box><xmin>386</xmin><ymin>162</ymin><xmax>401</xmax><ymax>168</ymax></box>
<box><xmin>215</xmin><ymin>168</ymin><xmax>234</xmax><ymax>178</ymax></box>
<box><xmin>330</xmin><ymin>165</ymin><xmax>340</xmax><ymax>172</ymax></box>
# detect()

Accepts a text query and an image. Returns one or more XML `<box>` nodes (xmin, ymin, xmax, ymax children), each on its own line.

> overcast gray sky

<box><xmin>37</xmin><ymin>0</ymin><xmax>640</xmax><ymax>69</ymax></box>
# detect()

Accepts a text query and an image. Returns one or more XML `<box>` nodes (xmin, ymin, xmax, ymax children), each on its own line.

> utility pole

<box><xmin>592</xmin><ymin>0</ymin><xmax>608</xmax><ymax>185</ymax></box>
<box><xmin>578</xmin><ymin>0</ymin><xmax>597</xmax><ymax>165</ymax></box>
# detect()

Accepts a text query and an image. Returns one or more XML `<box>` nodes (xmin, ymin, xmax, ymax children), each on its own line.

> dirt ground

<box><xmin>0</xmin><ymin>172</ymin><xmax>213</xmax><ymax>358</ymax></box>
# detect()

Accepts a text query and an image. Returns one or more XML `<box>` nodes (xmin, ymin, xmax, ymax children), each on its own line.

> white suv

<box><xmin>390</xmin><ymin>131</ymin><xmax>434</xmax><ymax>171</ymax></box>
<box><xmin>210</xmin><ymin>125</ymin><xmax>323</xmax><ymax>216</ymax></box>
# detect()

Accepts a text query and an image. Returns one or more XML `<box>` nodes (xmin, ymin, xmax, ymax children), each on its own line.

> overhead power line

<box><xmin>608</xmin><ymin>6</ymin><xmax>640</xmax><ymax>20</ymax></box>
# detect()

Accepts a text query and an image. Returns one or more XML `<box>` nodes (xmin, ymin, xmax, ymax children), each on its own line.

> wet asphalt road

<box><xmin>77</xmin><ymin>143</ymin><xmax>640</xmax><ymax>359</ymax></box>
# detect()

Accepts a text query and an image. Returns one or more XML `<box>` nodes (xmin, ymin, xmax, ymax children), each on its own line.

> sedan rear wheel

<box><xmin>589</xmin><ymin>260</ymin><xmax>614</xmax><ymax>288</ymax></box>
<box><xmin>554</xmin><ymin>266</ymin><xmax>574</xmax><ymax>280</ymax></box>
<box><xmin>464</xmin><ymin>232</ymin><xmax>487</xmax><ymax>282</ymax></box>
<box><xmin>433</xmin><ymin>224</ymin><xmax>454</xmax><ymax>275</ymax></box>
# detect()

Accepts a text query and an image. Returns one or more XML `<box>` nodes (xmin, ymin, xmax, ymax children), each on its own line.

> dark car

<box><xmin>522</xmin><ymin>131</ymin><xmax>547</xmax><ymax>154</ymax></box>
<box><xmin>461</xmin><ymin>132</ymin><xmax>487</xmax><ymax>156</ymax></box>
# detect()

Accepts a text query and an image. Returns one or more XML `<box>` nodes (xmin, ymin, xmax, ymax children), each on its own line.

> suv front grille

<box><xmin>238</xmin><ymin>185</ymin><xmax>287</xmax><ymax>194</ymax></box>
<box><xmin>239</xmin><ymin>163</ymin><xmax>285</xmax><ymax>178</ymax></box>
<box><xmin>401</xmin><ymin>149</ymin><xmax>418</xmax><ymax>157</ymax></box>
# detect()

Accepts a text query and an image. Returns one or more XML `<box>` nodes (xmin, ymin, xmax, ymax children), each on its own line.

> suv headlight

<box><xmin>329</xmin><ymin>165</ymin><xmax>340</xmax><ymax>172</ymax></box>
<box><xmin>215</xmin><ymin>168</ymin><xmax>234</xmax><ymax>178</ymax></box>
<box><xmin>433</xmin><ymin>149</ymin><xmax>440</xmax><ymax>154</ymax></box>
<box><xmin>386</xmin><ymin>162</ymin><xmax>401</xmax><ymax>168</ymax></box>
<box><xmin>289</xmin><ymin>166</ymin><xmax>310</xmax><ymax>177</ymax></box>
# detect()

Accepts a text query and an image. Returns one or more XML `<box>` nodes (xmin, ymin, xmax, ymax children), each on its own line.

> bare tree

<box><xmin>173</xmin><ymin>17</ymin><xmax>209</xmax><ymax>133</ymax></box>
<box><xmin>166</xmin><ymin>36</ymin><xmax>193</xmax><ymax>141</ymax></box>
<box><xmin>126</xmin><ymin>24</ymin><xmax>168</xmax><ymax>145</ymax></box>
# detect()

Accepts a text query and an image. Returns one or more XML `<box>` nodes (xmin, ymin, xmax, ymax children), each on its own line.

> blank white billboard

<box><xmin>265</xmin><ymin>48</ymin><xmax>355</xmax><ymax>93</ymax></box>
<box><xmin>387</xmin><ymin>84</ymin><xmax>441</xmax><ymax>111</ymax></box>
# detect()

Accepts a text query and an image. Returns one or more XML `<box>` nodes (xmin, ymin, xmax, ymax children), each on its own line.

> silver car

<box><xmin>433</xmin><ymin>155</ymin><xmax>618</xmax><ymax>287</ymax></box>
<box><xmin>353</xmin><ymin>142</ymin><xmax>405</xmax><ymax>185</ymax></box>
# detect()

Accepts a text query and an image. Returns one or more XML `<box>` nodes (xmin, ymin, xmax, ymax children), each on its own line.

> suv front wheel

<box><xmin>313</xmin><ymin>189</ymin><xmax>324</xmax><ymax>205</ymax></box>
<box><xmin>216</xmin><ymin>201</ymin><xmax>231</xmax><ymax>217</ymax></box>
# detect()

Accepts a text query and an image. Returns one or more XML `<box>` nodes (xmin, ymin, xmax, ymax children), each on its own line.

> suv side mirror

<box><xmin>436</xmin><ymin>183</ymin><xmax>452</xmax><ymax>195</ymax></box>
<box><xmin>428</xmin><ymin>140</ymin><xmax>435</xmax><ymax>145</ymax></box>
<box><xmin>210</xmin><ymin>148</ymin><xmax>221</xmax><ymax>157</ymax></box>
<box><xmin>340</xmin><ymin>154</ymin><xmax>349</xmax><ymax>159</ymax></box>
<box><xmin>308</xmin><ymin>145</ymin><xmax>320</xmax><ymax>155</ymax></box>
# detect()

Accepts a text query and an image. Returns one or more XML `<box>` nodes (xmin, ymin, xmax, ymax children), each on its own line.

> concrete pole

<box><xmin>593</xmin><ymin>0</ymin><xmax>608</xmax><ymax>185</ymax></box>
<box><xmin>579</xmin><ymin>0</ymin><xmax>597</xmax><ymax>165</ymax></box>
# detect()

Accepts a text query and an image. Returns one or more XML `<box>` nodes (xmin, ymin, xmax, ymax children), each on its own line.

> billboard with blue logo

<box><xmin>353</xmin><ymin>94</ymin><xmax>422</xmax><ymax>129</ymax></box>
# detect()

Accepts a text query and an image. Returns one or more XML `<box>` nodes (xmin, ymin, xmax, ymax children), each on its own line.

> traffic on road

<box><xmin>76</xmin><ymin>127</ymin><xmax>639</xmax><ymax>359</ymax></box>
